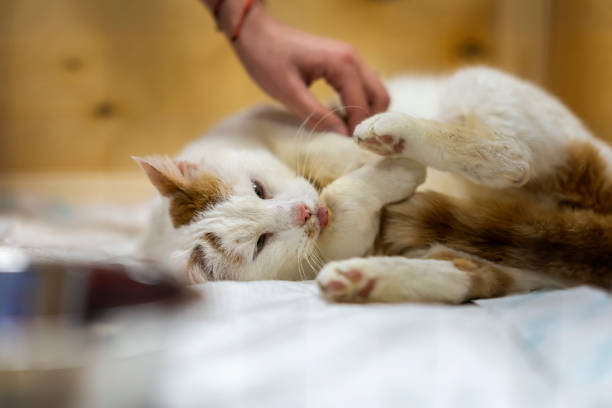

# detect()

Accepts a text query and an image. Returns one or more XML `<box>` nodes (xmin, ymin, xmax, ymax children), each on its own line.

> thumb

<box><xmin>281</xmin><ymin>76</ymin><xmax>349</xmax><ymax>135</ymax></box>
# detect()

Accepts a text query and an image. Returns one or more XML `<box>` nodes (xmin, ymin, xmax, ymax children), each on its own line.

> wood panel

<box><xmin>5</xmin><ymin>0</ymin><xmax>612</xmax><ymax>173</ymax></box>
<box><xmin>0</xmin><ymin>0</ymin><xmax>496</xmax><ymax>172</ymax></box>
<box><xmin>549</xmin><ymin>0</ymin><xmax>612</xmax><ymax>143</ymax></box>
<box><xmin>494</xmin><ymin>0</ymin><xmax>552</xmax><ymax>86</ymax></box>
<box><xmin>0</xmin><ymin>0</ymin><xmax>248</xmax><ymax>172</ymax></box>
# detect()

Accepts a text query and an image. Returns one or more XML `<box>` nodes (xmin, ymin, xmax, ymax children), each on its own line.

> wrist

<box><xmin>214</xmin><ymin>0</ymin><xmax>269</xmax><ymax>41</ymax></box>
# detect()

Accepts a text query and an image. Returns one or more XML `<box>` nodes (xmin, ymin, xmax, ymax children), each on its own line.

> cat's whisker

<box><xmin>299</xmin><ymin>244</ymin><xmax>309</xmax><ymax>279</ymax></box>
<box><xmin>297</xmin><ymin>104</ymin><xmax>371</xmax><ymax>184</ymax></box>
<box><xmin>298</xmin><ymin>246</ymin><xmax>310</xmax><ymax>280</ymax></box>
<box><xmin>296</xmin><ymin>106</ymin><xmax>338</xmax><ymax>178</ymax></box>
<box><xmin>294</xmin><ymin>109</ymin><xmax>321</xmax><ymax>180</ymax></box>
<box><xmin>310</xmin><ymin>244</ymin><xmax>326</xmax><ymax>270</ymax></box>
<box><xmin>298</xmin><ymin>239</ymin><xmax>326</xmax><ymax>279</ymax></box>
<box><xmin>305</xmin><ymin>255</ymin><xmax>319</xmax><ymax>276</ymax></box>
<box><xmin>302</xmin><ymin>241</ymin><xmax>321</xmax><ymax>278</ymax></box>
<box><xmin>302</xmin><ymin>248</ymin><xmax>315</xmax><ymax>277</ymax></box>
<box><xmin>297</xmin><ymin>246</ymin><xmax>304</xmax><ymax>280</ymax></box>
<box><xmin>301</xmin><ymin>259</ymin><xmax>310</xmax><ymax>280</ymax></box>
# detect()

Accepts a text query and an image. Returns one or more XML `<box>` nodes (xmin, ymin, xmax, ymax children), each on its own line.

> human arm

<box><xmin>201</xmin><ymin>0</ymin><xmax>390</xmax><ymax>135</ymax></box>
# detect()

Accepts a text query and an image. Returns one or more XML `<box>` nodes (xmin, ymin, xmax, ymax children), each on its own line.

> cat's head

<box><xmin>135</xmin><ymin>150</ymin><xmax>328</xmax><ymax>283</ymax></box>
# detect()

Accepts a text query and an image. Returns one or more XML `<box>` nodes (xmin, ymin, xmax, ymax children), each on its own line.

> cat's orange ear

<box><xmin>132</xmin><ymin>156</ymin><xmax>195</xmax><ymax>197</ymax></box>
<box><xmin>133</xmin><ymin>156</ymin><xmax>228</xmax><ymax>227</ymax></box>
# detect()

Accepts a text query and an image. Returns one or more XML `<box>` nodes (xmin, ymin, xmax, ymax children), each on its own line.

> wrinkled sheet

<box><xmin>152</xmin><ymin>282</ymin><xmax>612</xmax><ymax>408</ymax></box>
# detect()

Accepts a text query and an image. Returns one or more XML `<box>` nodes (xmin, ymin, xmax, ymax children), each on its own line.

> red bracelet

<box><xmin>230</xmin><ymin>0</ymin><xmax>257</xmax><ymax>42</ymax></box>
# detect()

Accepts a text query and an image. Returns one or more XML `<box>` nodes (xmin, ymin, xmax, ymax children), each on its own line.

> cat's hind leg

<box><xmin>317</xmin><ymin>255</ymin><xmax>472</xmax><ymax>303</ymax></box>
<box><xmin>380</xmin><ymin>190</ymin><xmax>612</xmax><ymax>290</ymax></box>
<box><xmin>316</xmin><ymin>246</ymin><xmax>553</xmax><ymax>303</ymax></box>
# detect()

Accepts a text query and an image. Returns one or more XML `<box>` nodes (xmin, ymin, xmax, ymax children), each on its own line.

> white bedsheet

<box><xmin>147</xmin><ymin>282</ymin><xmax>611</xmax><ymax>408</ymax></box>
<box><xmin>2</xmin><ymin>200</ymin><xmax>611</xmax><ymax>407</ymax></box>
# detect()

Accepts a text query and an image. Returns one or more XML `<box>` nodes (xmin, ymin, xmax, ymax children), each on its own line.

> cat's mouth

<box><xmin>305</xmin><ymin>205</ymin><xmax>329</xmax><ymax>239</ymax></box>
<box><xmin>317</xmin><ymin>206</ymin><xmax>329</xmax><ymax>231</ymax></box>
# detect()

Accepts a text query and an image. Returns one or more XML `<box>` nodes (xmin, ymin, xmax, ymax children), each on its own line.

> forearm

<box><xmin>199</xmin><ymin>0</ymin><xmax>389</xmax><ymax>135</ymax></box>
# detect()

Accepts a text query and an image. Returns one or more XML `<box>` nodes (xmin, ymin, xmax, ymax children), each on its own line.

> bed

<box><xmin>1</xmin><ymin>194</ymin><xmax>611</xmax><ymax>408</ymax></box>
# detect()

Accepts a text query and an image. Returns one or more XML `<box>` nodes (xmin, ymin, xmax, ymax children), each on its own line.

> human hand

<box><xmin>230</xmin><ymin>5</ymin><xmax>390</xmax><ymax>135</ymax></box>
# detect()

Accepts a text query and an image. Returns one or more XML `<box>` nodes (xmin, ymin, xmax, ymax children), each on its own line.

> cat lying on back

<box><xmin>136</xmin><ymin>67</ymin><xmax>612</xmax><ymax>303</ymax></box>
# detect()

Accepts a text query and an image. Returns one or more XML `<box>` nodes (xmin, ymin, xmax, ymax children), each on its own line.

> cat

<box><xmin>135</xmin><ymin>67</ymin><xmax>612</xmax><ymax>303</ymax></box>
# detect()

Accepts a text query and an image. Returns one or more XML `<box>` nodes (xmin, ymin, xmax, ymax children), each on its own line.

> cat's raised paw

<box><xmin>317</xmin><ymin>261</ymin><xmax>377</xmax><ymax>302</ymax></box>
<box><xmin>353</xmin><ymin>112</ymin><xmax>409</xmax><ymax>156</ymax></box>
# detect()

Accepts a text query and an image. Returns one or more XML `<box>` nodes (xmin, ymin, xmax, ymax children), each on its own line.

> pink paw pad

<box><xmin>327</xmin><ymin>280</ymin><xmax>346</xmax><ymax>291</ymax></box>
<box><xmin>342</xmin><ymin>269</ymin><xmax>363</xmax><ymax>282</ymax></box>
<box><xmin>360</xmin><ymin>138</ymin><xmax>392</xmax><ymax>156</ymax></box>
<box><xmin>379</xmin><ymin>135</ymin><xmax>394</xmax><ymax>144</ymax></box>
<box><xmin>357</xmin><ymin>278</ymin><xmax>376</xmax><ymax>298</ymax></box>
<box><xmin>393</xmin><ymin>139</ymin><xmax>405</xmax><ymax>153</ymax></box>
<box><xmin>363</xmin><ymin>137</ymin><xmax>382</xmax><ymax>146</ymax></box>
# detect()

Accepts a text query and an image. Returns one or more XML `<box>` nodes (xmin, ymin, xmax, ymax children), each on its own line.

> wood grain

<box><xmin>549</xmin><ymin>0</ymin><xmax>612</xmax><ymax>142</ymax></box>
<box><xmin>494</xmin><ymin>0</ymin><xmax>552</xmax><ymax>85</ymax></box>
<box><xmin>0</xmin><ymin>0</ymin><xmax>495</xmax><ymax>172</ymax></box>
<box><xmin>1</xmin><ymin>0</ymin><xmax>611</xmax><ymax>173</ymax></box>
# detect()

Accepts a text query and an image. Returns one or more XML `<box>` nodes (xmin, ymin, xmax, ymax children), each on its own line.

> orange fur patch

<box><xmin>187</xmin><ymin>245</ymin><xmax>210</xmax><ymax>283</ymax></box>
<box><xmin>424</xmin><ymin>247</ymin><xmax>514</xmax><ymax>299</ymax></box>
<box><xmin>377</xmin><ymin>142</ymin><xmax>612</xmax><ymax>291</ymax></box>
<box><xmin>527</xmin><ymin>141</ymin><xmax>612</xmax><ymax>213</ymax></box>
<box><xmin>168</xmin><ymin>174</ymin><xmax>227</xmax><ymax>228</ymax></box>
<box><xmin>136</xmin><ymin>156</ymin><xmax>228</xmax><ymax>227</ymax></box>
<box><xmin>203</xmin><ymin>232</ymin><xmax>242</xmax><ymax>265</ymax></box>
<box><xmin>379</xmin><ymin>190</ymin><xmax>612</xmax><ymax>289</ymax></box>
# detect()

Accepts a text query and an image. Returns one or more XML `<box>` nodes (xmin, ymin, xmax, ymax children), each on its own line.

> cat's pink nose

<box><xmin>294</xmin><ymin>203</ymin><xmax>311</xmax><ymax>225</ymax></box>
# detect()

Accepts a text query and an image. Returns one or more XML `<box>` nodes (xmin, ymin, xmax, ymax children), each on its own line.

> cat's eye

<box><xmin>252</xmin><ymin>180</ymin><xmax>265</xmax><ymax>199</ymax></box>
<box><xmin>255</xmin><ymin>233</ymin><xmax>269</xmax><ymax>257</ymax></box>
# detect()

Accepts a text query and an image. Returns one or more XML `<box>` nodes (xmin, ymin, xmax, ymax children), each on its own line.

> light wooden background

<box><xmin>1</xmin><ymin>0</ymin><xmax>612</xmax><ymax>174</ymax></box>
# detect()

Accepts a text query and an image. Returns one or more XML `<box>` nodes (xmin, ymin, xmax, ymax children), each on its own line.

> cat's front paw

<box><xmin>317</xmin><ymin>259</ymin><xmax>378</xmax><ymax>303</ymax></box>
<box><xmin>353</xmin><ymin>112</ymin><xmax>409</xmax><ymax>156</ymax></box>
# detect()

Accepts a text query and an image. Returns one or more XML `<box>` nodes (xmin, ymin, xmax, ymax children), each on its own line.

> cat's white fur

<box><xmin>139</xmin><ymin>67</ymin><xmax>611</xmax><ymax>302</ymax></box>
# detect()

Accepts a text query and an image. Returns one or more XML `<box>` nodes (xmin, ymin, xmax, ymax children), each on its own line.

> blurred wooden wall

<box><xmin>1</xmin><ymin>0</ymin><xmax>612</xmax><ymax>173</ymax></box>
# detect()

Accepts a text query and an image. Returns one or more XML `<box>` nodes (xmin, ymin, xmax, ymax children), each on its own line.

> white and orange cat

<box><xmin>136</xmin><ymin>67</ymin><xmax>612</xmax><ymax>303</ymax></box>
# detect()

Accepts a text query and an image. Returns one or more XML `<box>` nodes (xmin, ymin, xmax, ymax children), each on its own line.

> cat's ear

<box><xmin>133</xmin><ymin>156</ymin><xmax>227</xmax><ymax>227</ymax></box>
<box><xmin>132</xmin><ymin>155</ymin><xmax>197</xmax><ymax>197</ymax></box>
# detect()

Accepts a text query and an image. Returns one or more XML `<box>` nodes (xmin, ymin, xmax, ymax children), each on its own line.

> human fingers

<box><xmin>279</xmin><ymin>74</ymin><xmax>349</xmax><ymax>135</ymax></box>
<box><xmin>323</xmin><ymin>50</ymin><xmax>371</xmax><ymax>133</ymax></box>
<box><xmin>357</xmin><ymin>63</ymin><xmax>390</xmax><ymax>114</ymax></box>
